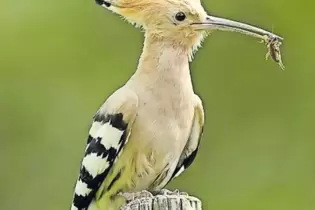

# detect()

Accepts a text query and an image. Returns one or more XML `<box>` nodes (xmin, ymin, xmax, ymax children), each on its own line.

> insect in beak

<box><xmin>193</xmin><ymin>15</ymin><xmax>285</xmax><ymax>70</ymax></box>
<box><xmin>264</xmin><ymin>36</ymin><xmax>285</xmax><ymax>70</ymax></box>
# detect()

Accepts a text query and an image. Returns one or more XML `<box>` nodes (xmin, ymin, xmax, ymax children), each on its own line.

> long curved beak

<box><xmin>194</xmin><ymin>15</ymin><xmax>283</xmax><ymax>41</ymax></box>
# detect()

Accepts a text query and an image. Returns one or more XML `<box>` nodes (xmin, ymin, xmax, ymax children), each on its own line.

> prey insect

<box><xmin>262</xmin><ymin>35</ymin><xmax>285</xmax><ymax>70</ymax></box>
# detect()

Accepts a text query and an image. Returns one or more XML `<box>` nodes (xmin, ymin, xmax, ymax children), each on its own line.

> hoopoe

<box><xmin>71</xmin><ymin>0</ymin><xmax>283</xmax><ymax>209</ymax></box>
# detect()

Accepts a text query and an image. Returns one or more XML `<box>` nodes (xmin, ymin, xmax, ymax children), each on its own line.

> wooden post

<box><xmin>120</xmin><ymin>189</ymin><xmax>202</xmax><ymax>210</ymax></box>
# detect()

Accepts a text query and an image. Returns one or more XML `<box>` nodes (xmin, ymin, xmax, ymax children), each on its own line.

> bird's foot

<box><xmin>120</xmin><ymin>190</ymin><xmax>153</xmax><ymax>202</ymax></box>
<box><xmin>159</xmin><ymin>189</ymin><xmax>188</xmax><ymax>196</ymax></box>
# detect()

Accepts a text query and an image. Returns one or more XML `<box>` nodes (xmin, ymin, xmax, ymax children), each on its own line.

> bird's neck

<box><xmin>132</xmin><ymin>34</ymin><xmax>193</xmax><ymax>90</ymax></box>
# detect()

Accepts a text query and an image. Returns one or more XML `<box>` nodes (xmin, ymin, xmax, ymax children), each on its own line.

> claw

<box><xmin>159</xmin><ymin>189</ymin><xmax>187</xmax><ymax>196</ymax></box>
<box><xmin>159</xmin><ymin>189</ymin><xmax>174</xmax><ymax>195</ymax></box>
<box><xmin>173</xmin><ymin>189</ymin><xmax>180</xmax><ymax>194</ymax></box>
<box><xmin>120</xmin><ymin>190</ymin><xmax>153</xmax><ymax>202</ymax></box>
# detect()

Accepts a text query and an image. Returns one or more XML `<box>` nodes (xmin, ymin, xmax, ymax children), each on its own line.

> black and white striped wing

<box><xmin>71</xmin><ymin>112</ymin><xmax>129</xmax><ymax>210</ymax></box>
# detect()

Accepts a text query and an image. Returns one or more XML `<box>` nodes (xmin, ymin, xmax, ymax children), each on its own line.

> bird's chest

<box><xmin>133</xmin><ymin>86</ymin><xmax>195</xmax><ymax>156</ymax></box>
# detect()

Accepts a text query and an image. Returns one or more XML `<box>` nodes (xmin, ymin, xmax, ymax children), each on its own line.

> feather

<box><xmin>71</xmin><ymin>113</ymin><xmax>129</xmax><ymax>210</ymax></box>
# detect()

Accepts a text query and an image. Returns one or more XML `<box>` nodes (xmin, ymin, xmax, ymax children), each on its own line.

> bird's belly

<box><xmin>119</xmin><ymin>104</ymin><xmax>194</xmax><ymax>192</ymax></box>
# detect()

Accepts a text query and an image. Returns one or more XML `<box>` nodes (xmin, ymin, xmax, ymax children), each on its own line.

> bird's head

<box><xmin>96</xmin><ymin>0</ymin><xmax>208</xmax><ymax>46</ymax></box>
<box><xmin>96</xmin><ymin>0</ymin><xmax>282</xmax><ymax>55</ymax></box>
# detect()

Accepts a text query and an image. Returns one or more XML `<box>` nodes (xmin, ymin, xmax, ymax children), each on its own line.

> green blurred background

<box><xmin>1</xmin><ymin>0</ymin><xmax>314</xmax><ymax>209</ymax></box>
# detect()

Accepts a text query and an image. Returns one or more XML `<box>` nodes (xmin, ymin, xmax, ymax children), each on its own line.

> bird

<box><xmin>70</xmin><ymin>0</ymin><xmax>283</xmax><ymax>209</ymax></box>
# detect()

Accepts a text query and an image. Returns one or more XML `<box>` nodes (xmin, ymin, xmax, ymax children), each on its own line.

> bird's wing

<box><xmin>171</xmin><ymin>95</ymin><xmax>204</xmax><ymax>179</ymax></box>
<box><xmin>71</xmin><ymin>88</ymin><xmax>138</xmax><ymax>210</ymax></box>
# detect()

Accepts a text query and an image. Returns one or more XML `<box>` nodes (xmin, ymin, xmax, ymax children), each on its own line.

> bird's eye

<box><xmin>175</xmin><ymin>12</ymin><xmax>186</xmax><ymax>21</ymax></box>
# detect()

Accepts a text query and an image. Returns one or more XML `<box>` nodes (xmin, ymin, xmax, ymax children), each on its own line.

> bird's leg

<box><xmin>159</xmin><ymin>189</ymin><xmax>188</xmax><ymax>196</ymax></box>
<box><xmin>119</xmin><ymin>190</ymin><xmax>154</xmax><ymax>202</ymax></box>
<box><xmin>120</xmin><ymin>189</ymin><xmax>188</xmax><ymax>202</ymax></box>
<box><xmin>160</xmin><ymin>189</ymin><xmax>176</xmax><ymax>195</ymax></box>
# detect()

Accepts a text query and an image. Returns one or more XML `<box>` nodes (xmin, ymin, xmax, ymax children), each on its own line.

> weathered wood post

<box><xmin>121</xmin><ymin>189</ymin><xmax>202</xmax><ymax>210</ymax></box>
